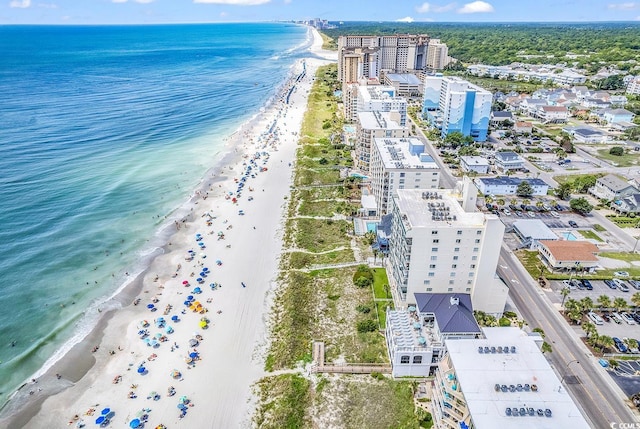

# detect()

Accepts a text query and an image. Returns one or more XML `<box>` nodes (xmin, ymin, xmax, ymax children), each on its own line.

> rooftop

<box><xmin>359</xmin><ymin>85</ymin><xmax>403</xmax><ymax>103</ymax></box>
<box><xmin>394</xmin><ymin>188</ymin><xmax>488</xmax><ymax>228</ymax></box>
<box><xmin>357</xmin><ymin>111</ymin><xmax>405</xmax><ymax>130</ymax></box>
<box><xmin>513</xmin><ymin>220</ymin><xmax>558</xmax><ymax>241</ymax></box>
<box><xmin>387</xmin><ymin>310</ymin><xmax>434</xmax><ymax>351</ymax></box>
<box><xmin>373</xmin><ymin>137</ymin><xmax>439</xmax><ymax>171</ymax></box>
<box><xmin>445</xmin><ymin>327</ymin><xmax>590</xmax><ymax>429</ymax></box>
<box><xmin>491</xmin><ymin>111</ymin><xmax>513</xmax><ymax>119</ymax></box>
<box><xmin>494</xmin><ymin>151</ymin><xmax>523</xmax><ymax>162</ymax></box>
<box><xmin>476</xmin><ymin>177</ymin><xmax>549</xmax><ymax>187</ymax></box>
<box><xmin>538</xmin><ymin>240</ymin><xmax>599</xmax><ymax>262</ymax></box>
<box><xmin>461</xmin><ymin>156</ymin><xmax>490</xmax><ymax>167</ymax></box>
<box><xmin>415</xmin><ymin>293</ymin><xmax>481</xmax><ymax>334</ymax></box>
<box><xmin>385</xmin><ymin>73</ymin><xmax>422</xmax><ymax>85</ymax></box>
<box><xmin>598</xmin><ymin>174</ymin><xmax>636</xmax><ymax>192</ymax></box>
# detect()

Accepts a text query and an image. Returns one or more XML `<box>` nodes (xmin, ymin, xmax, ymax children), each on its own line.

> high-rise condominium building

<box><xmin>422</xmin><ymin>75</ymin><xmax>492</xmax><ymax>141</ymax></box>
<box><xmin>388</xmin><ymin>179</ymin><xmax>507</xmax><ymax>316</ymax></box>
<box><xmin>426</xmin><ymin>39</ymin><xmax>451</xmax><ymax>71</ymax></box>
<box><xmin>355</xmin><ymin>110</ymin><xmax>408</xmax><ymax>172</ymax></box>
<box><xmin>337</xmin><ymin>34</ymin><xmax>430</xmax><ymax>85</ymax></box>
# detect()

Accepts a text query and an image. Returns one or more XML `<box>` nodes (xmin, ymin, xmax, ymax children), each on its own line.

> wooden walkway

<box><xmin>311</xmin><ymin>341</ymin><xmax>391</xmax><ymax>374</ymax></box>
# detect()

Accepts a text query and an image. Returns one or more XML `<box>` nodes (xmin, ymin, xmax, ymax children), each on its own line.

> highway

<box><xmin>498</xmin><ymin>245</ymin><xmax>638</xmax><ymax>428</ymax></box>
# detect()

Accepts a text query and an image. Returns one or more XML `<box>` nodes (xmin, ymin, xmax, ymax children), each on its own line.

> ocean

<box><xmin>0</xmin><ymin>22</ymin><xmax>308</xmax><ymax>405</ymax></box>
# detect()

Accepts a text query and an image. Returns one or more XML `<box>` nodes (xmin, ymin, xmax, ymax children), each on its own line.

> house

<box><xmin>534</xmin><ymin>105</ymin><xmax>569</xmax><ymax>123</ymax></box>
<box><xmin>474</xmin><ymin>177</ymin><xmax>550</xmax><ymax>196</ymax></box>
<box><xmin>611</xmin><ymin>193</ymin><xmax>640</xmax><ymax>215</ymax></box>
<box><xmin>514</xmin><ymin>121</ymin><xmax>533</xmax><ymax>134</ymax></box>
<box><xmin>571</xmin><ymin>85</ymin><xmax>590</xmax><ymax>99</ymax></box>
<box><xmin>490</xmin><ymin>111</ymin><xmax>514</xmax><ymax>126</ymax></box>
<box><xmin>583</xmin><ymin>98</ymin><xmax>611</xmax><ymax>110</ymax></box>
<box><xmin>494</xmin><ymin>151</ymin><xmax>525</xmax><ymax>172</ymax></box>
<box><xmin>598</xmin><ymin>108</ymin><xmax>635</xmax><ymax>125</ymax></box>
<box><xmin>431</xmin><ymin>327</ymin><xmax>590</xmax><ymax>429</ymax></box>
<box><xmin>564</xmin><ymin>126</ymin><xmax>609</xmax><ymax>143</ymax></box>
<box><xmin>590</xmin><ymin>174</ymin><xmax>639</xmax><ymax>200</ymax></box>
<box><xmin>519</xmin><ymin>98</ymin><xmax>547</xmax><ymax>116</ymax></box>
<box><xmin>610</xmin><ymin>95</ymin><xmax>628</xmax><ymax>106</ymax></box>
<box><xmin>537</xmin><ymin>240</ymin><xmax>599</xmax><ymax>272</ymax></box>
<box><xmin>512</xmin><ymin>220</ymin><xmax>558</xmax><ymax>250</ymax></box>
<box><xmin>460</xmin><ymin>156</ymin><xmax>490</xmax><ymax>174</ymax></box>
<box><xmin>385</xmin><ymin>293</ymin><xmax>482</xmax><ymax>378</ymax></box>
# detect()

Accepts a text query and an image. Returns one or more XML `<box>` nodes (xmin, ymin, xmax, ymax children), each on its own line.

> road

<box><xmin>498</xmin><ymin>245</ymin><xmax>638</xmax><ymax>428</ymax></box>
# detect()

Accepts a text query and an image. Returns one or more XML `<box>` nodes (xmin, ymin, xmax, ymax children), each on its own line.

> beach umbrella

<box><xmin>95</xmin><ymin>416</ymin><xmax>105</xmax><ymax>425</ymax></box>
<box><xmin>183</xmin><ymin>300</ymin><xmax>191</xmax><ymax>306</ymax></box>
<box><xmin>200</xmin><ymin>253</ymin><xmax>206</xmax><ymax>258</ymax></box>
<box><xmin>199</xmin><ymin>271</ymin><xmax>206</xmax><ymax>277</ymax></box>
<box><xmin>171</xmin><ymin>370</ymin><xmax>181</xmax><ymax>379</ymax></box>
<box><xmin>196</xmin><ymin>277</ymin><xmax>203</xmax><ymax>283</ymax></box>
<box><xmin>179</xmin><ymin>396</ymin><xmax>189</xmax><ymax>404</ymax></box>
<box><xmin>182</xmin><ymin>281</ymin><xmax>189</xmax><ymax>285</ymax></box>
<box><xmin>100</xmin><ymin>408</ymin><xmax>110</xmax><ymax>415</ymax></box>
<box><xmin>165</xmin><ymin>326</ymin><xmax>174</xmax><ymax>334</ymax></box>
<box><xmin>199</xmin><ymin>320</ymin><xmax>207</xmax><ymax>328</ymax></box>
<box><xmin>189</xmin><ymin>352</ymin><xmax>199</xmax><ymax>359</ymax></box>
<box><xmin>203</xmin><ymin>267</ymin><xmax>209</xmax><ymax>272</ymax></box>
<box><xmin>171</xmin><ymin>315</ymin><xmax>179</xmax><ymax>322</ymax></box>
<box><xmin>129</xmin><ymin>419</ymin><xmax>141</xmax><ymax>428</ymax></box>
<box><xmin>137</xmin><ymin>366</ymin><xmax>146</xmax><ymax>374</ymax></box>
<box><xmin>193</xmin><ymin>287</ymin><xmax>202</xmax><ymax>294</ymax></box>
<box><xmin>187</xmin><ymin>295</ymin><xmax>194</xmax><ymax>301</ymax></box>
<box><xmin>146</xmin><ymin>304</ymin><xmax>154</xmax><ymax>309</ymax></box>
<box><xmin>188</xmin><ymin>339</ymin><xmax>199</xmax><ymax>347</ymax></box>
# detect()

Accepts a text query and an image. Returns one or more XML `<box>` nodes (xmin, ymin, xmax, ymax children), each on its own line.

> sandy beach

<box><xmin>0</xmin><ymin>27</ymin><xmax>336</xmax><ymax>429</ymax></box>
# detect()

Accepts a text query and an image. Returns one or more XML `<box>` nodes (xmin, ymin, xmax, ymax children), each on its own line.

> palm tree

<box><xmin>625</xmin><ymin>338</ymin><xmax>639</xmax><ymax>352</ymax></box>
<box><xmin>561</xmin><ymin>287</ymin><xmax>571</xmax><ymax>308</ymax></box>
<box><xmin>599</xmin><ymin>335</ymin><xmax>615</xmax><ymax>353</ymax></box>
<box><xmin>588</xmin><ymin>332</ymin><xmax>600</xmax><ymax>349</ymax></box>
<box><xmin>597</xmin><ymin>295</ymin><xmax>611</xmax><ymax>310</ymax></box>
<box><xmin>581</xmin><ymin>321</ymin><xmax>596</xmax><ymax>338</ymax></box>
<box><xmin>496</xmin><ymin>198</ymin><xmax>505</xmax><ymax>208</ymax></box>
<box><xmin>613</xmin><ymin>297</ymin><xmax>628</xmax><ymax>313</ymax></box>
<box><xmin>631</xmin><ymin>292</ymin><xmax>640</xmax><ymax>309</ymax></box>
<box><xmin>510</xmin><ymin>198</ymin><xmax>518</xmax><ymax>206</ymax></box>
<box><xmin>522</xmin><ymin>198</ymin><xmax>531</xmax><ymax>206</ymax></box>
<box><xmin>580</xmin><ymin>297</ymin><xmax>594</xmax><ymax>313</ymax></box>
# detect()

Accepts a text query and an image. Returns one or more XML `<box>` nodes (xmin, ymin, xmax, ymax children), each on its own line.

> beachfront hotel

<box><xmin>355</xmin><ymin>110</ymin><xmax>408</xmax><ymax>171</ymax></box>
<box><xmin>369</xmin><ymin>137</ymin><xmax>440</xmax><ymax>215</ymax></box>
<box><xmin>425</xmin><ymin>39</ymin><xmax>453</xmax><ymax>71</ymax></box>
<box><xmin>385</xmin><ymin>293</ymin><xmax>482</xmax><ymax>378</ymax></box>
<box><xmin>387</xmin><ymin>178</ymin><xmax>508</xmax><ymax>316</ymax></box>
<box><xmin>337</xmin><ymin>34</ymin><xmax>430</xmax><ymax>85</ymax></box>
<box><xmin>422</xmin><ymin>75</ymin><xmax>492</xmax><ymax>142</ymax></box>
<box><xmin>430</xmin><ymin>327</ymin><xmax>590</xmax><ymax>429</ymax></box>
<box><xmin>345</xmin><ymin>84</ymin><xmax>408</xmax><ymax>126</ymax></box>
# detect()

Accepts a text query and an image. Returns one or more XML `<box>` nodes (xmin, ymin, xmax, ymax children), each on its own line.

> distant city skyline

<box><xmin>2</xmin><ymin>0</ymin><xmax>640</xmax><ymax>24</ymax></box>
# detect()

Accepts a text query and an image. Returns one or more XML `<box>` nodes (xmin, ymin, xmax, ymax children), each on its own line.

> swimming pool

<box><xmin>343</xmin><ymin>125</ymin><xmax>356</xmax><ymax>133</ymax></box>
<box><xmin>562</xmin><ymin>232</ymin><xmax>578</xmax><ymax>241</ymax></box>
<box><xmin>367</xmin><ymin>222</ymin><xmax>378</xmax><ymax>232</ymax></box>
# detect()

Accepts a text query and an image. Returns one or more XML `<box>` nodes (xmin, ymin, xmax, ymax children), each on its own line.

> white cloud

<box><xmin>193</xmin><ymin>0</ymin><xmax>271</xmax><ymax>5</ymax></box>
<box><xmin>416</xmin><ymin>2</ymin><xmax>456</xmax><ymax>13</ymax></box>
<box><xmin>457</xmin><ymin>1</ymin><xmax>494</xmax><ymax>13</ymax></box>
<box><xmin>608</xmin><ymin>2</ymin><xmax>637</xmax><ymax>9</ymax></box>
<box><xmin>10</xmin><ymin>0</ymin><xmax>31</xmax><ymax>8</ymax></box>
<box><xmin>396</xmin><ymin>16</ymin><xmax>415</xmax><ymax>22</ymax></box>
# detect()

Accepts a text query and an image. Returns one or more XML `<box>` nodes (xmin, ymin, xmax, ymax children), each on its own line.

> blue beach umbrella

<box><xmin>146</xmin><ymin>304</ymin><xmax>154</xmax><ymax>309</ymax></box>
<box><xmin>95</xmin><ymin>416</ymin><xmax>105</xmax><ymax>425</ymax></box>
<box><xmin>177</xmin><ymin>404</ymin><xmax>187</xmax><ymax>410</ymax></box>
<box><xmin>129</xmin><ymin>419</ymin><xmax>141</xmax><ymax>428</ymax></box>
<box><xmin>187</xmin><ymin>295</ymin><xmax>194</xmax><ymax>301</ymax></box>
<box><xmin>171</xmin><ymin>315</ymin><xmax>179</xmax><ymax>322</ymax></box>
<box><xmin>189</xmin><ymin>352</ymin><xmax>198</xmax><ymax>358</ymax></box>
<box><xmin>193</xmin><ymin>287</ymin><xmax>202</xmax><ymax>294</ymax></box>
<box><xmin>137</xmin><ymin>366</ymin><xmax>146</xmax><ymax>374</ymax></box>
<box><xmin>100</xmin><ymin>408</ymin><xmax>110</xmax><ymax>415</ymax></box>
<box><xmin>202</xmin><ymin>267</ymin><xmax>209</xmax><ymax>272</ymax></box>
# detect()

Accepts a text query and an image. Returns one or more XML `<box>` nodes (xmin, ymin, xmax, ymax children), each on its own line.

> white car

<box><xmin>527</xmin><ymin>211</ymin><xmax>536</xmax><ymax>218</ymax></box>
<box><xmin>614</xmin><ymin>271</ymin><xmax>630</xmax><ymax>277</ymax></box>
<box><xmin>621</xmin><ymin>312</ymin><xmax>637</xmax><ymax>325</ymax></box>
<box><xmin>550</xmin><ymin>211</ymin><xmax>560</xmax><ymax>218</ymax></box>
<box><xmin>502</xmin><ymin>208</ymin><xmax>511</xmax><ymax>216</ymax></box>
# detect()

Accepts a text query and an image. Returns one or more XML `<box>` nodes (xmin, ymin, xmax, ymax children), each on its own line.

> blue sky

<box><xmin>2</xmin><ymin>0</ymin><xmax>640</xmax><ymax>24</ymax></box>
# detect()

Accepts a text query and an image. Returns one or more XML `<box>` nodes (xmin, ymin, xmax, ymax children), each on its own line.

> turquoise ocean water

<box><xmin>0</xmin><ymin>23</ymin><xmax>308</xmax><ymax>405</ymax></box>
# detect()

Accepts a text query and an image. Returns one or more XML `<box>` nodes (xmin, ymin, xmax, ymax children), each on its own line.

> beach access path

<box><xmin>2</xmin><ymin>28</ymin><xmax>336</xmax><ymax>429</ymax></box>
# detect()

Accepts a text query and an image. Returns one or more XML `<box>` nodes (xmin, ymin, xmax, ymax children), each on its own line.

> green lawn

<box><xmin>578</xmin><ymin>229</ymin><xmax>603</xmax><ymax>242</ymax></box>
<box><xmin>599</xmin><ymin>252</ymin><xmax>640</xmax><ymax>262</ymax></box>
<box><xmin>596</xmin><ymin>149</ymin><xmax>640</xmax><ymax>167</ymax></box>
<box><xmin>372</xmin><ymin>268</ymin><xmax>391</xmax><ymax>299</ymax></box>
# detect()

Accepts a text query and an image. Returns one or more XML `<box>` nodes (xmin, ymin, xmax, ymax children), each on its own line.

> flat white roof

<box><xmin>445</xmin><ymin>327</ymin><xmax>589</xmax><ymax>429</ymax></box>
<box><xmin>395</xmin><ymin>188</ymin><xmax>487</xmax><ymax>228</ymax></box>
<box><xmin>357</xmin><ymin>111</ymin><xmax>405</xmax><ymax>130</ymax></box>
<box><xmin>361</xmin><ymin>194</ymin><xmax>377</xmax><ymax>210</ymax></box>
<box><xmin>461</xmin><ymin>156</ymin><xmax>490</xmax><ymax>167</ymax></box>
<box><xmin>373</xmin><ymin>137</ymin><xmax>439</xmax><ymax>171</ymax></box>
<box><xmin>513</xmin><ymin>220</ymin><xmax>558</xmax><ymax>241</ymax></box>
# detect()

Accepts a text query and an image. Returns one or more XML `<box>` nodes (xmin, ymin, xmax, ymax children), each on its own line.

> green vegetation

<box><xmin>596</xmin><ymin>148</ymin><xmax>640</xmax><ymax>167</ymax></box>
<box><xmin>599</xmin><ymin>252</ymin><xmax>640</xmax><ymax>262</ymax></box>
<box><xmin>609</xmin><ymin>146</ymin><xmax>625</xmax><ymax>156</ymax></box>
<box><xmin>354</xmin><ymin>264</ymin><xmax>375</xmax><ymax>288</ymax></box>
<box><xmin>593</xmin><ymin>224</ymin><xmax>607</xmax><ymax>232</ymax></box>
<box><xmin>322</xmin><ymin>22</ymin><xmax>640</xmax><ymax>69</ymax></box>
<box><xmin>254</xmin><ymin>374</ymin><xmax>311</xmax><ymax>429</ymax></box>
<box><xmin>553</xmin><ymin>174</ymin><xmax>603</xmax><ymax>194</ymax></box>
<box><xmin>570</xmin><ymin>197</ymin><xmax>594</xmax><ymax>215</ymax></box>
<box><xmin>372</xmin><ymin>268</ymin><xmax>391</xmax><ymax>299</ymax></box>
<box><xmin>578</xmin><ymin>229</ymin><xmax>603</xmax><ymax>242</ymax></box>
<box><xmin>606</xmin><ymin>215</ymin><xmax>640</xmax><ymax>228</ymax></box>
<box><xmin>318</xmin><ymin>31</ymin><xmax>337</xmax><ymax>50</ymax></box>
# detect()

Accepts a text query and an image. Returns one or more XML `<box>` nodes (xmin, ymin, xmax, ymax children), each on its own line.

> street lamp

<box><xmin>560</xmin><ymin>359</ymin><xmax>580</xmax><ymax>384</ymax></box>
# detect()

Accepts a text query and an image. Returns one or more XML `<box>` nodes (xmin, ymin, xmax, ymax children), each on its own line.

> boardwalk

<box><xmin>311</xmin><ymin>341</ymin><xmax>391</xmax><ymax>374</ymax></box>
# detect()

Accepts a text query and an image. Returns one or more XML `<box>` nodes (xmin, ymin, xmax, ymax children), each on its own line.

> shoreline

<box><xmin>0</xmin><ymin>27</ymin><xmax>336</xmax><ymax>429</ymax></box>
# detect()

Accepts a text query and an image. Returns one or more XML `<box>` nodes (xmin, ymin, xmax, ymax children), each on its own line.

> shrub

<box><xmin>370</xmin><ymin>372</ymin><xmax>385</xmax><ymax>380</ymax></box>
<box><xmin>609</xmin><ymin>146</ymin><xmax>624</xmax><ymax>156</ymax></box>
<box><xmin>499</xmin><ymin>317</ymin><xmax>512</xmax><ymax>327</ymax></box>
<box><xmin>356</xmin><ymin>304</ymin><xmax>371</xmax><ymax>314</ymax></box>
<box><xmin>356</xmin><ymin>319</ymin><xmax>378</xmax><ymax>333</ymax></box>
<box><xmin>503</xmin><ymin>311</ymin><xmax>517</xmax><ymax>318</ymax></box>
<box><xmin>353</xmin><ymin>265</ymin><xmax>374</xmax><ymax>288</ymax></box>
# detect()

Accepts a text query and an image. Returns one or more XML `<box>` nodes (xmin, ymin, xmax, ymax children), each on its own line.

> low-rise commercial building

<box><xmin>537</xmin><ymin>240</ymin><xmax>599</xmax><ymax>272</ymax></box>
<box><xmin>512</xmin><ymin>220</ymin><xmax>558</xmax><ymax>250</ymax></box>
<box><xmin>383</xmin><ymin>73</ymin><xmax>423</xmax><ymax>97</ymax></box>
<box><xmin>474</xmin><ymin>177</ymin><xmax>550</xmax><ymax>196</ymax></box>
<box><xmin>460</xmin><ymin>156</ymin><xmax>490</xmax><ymax>174</ymax></box>
<box><xmin>494</xmin><ymin>151</ymin><xmax>525</xmax><ymax>173</ymax></box>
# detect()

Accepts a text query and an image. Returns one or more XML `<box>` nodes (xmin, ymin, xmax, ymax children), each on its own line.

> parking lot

<box><xmin>549</xmin><ymin>278</ymin><xmax>640</xmax><ymax>349</ymax></box>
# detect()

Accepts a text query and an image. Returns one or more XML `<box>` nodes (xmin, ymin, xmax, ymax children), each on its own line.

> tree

<box><xmin>572</xmin><ymin>175</ymin><xmax>598</xmax><ymax>193</ymax></box>
<box><xmin>496</xmin><ymin>198</ymin><xmax>505</xmax><ymax>207</ymax></box>
<box><xmin>613</xmin><ymin>297</ymin><xmax>628</xmax><ymax>313</ymax></box>
<box><xmin>458</xmin><ymin>145</ymin><xmax>479</xmax><ymax>156</ymax></box>
<box><xmin>444</xmin><ymin>131</ymin><xmax>474</xmax><ymax>148</ymax></box>
<box><xmin>357</xmin><ymin>319</ymin><xmax>378</xmax><ymax>333</ymax></box>
<box><xmin>541</xmin><ymin>341</ymin><xmax>553</xmax><ymax>354</ymax></box>
<box><xmin>561</xmin><ymin>287</ymin><xmax>571</xmax><ymax>308</ymax></box>
<box><xmin>599</xmin><ymin>335</ymin><xmax>614</xmax><ymax>353</ymax></box>
<box><xmin>632</xmin><ymin>292</ymin><xmax>640</xmax><ymax>309</ymax></box>
<box><xmin>570</xmin><ymin>197</ymin><xmax>593</xmax><ymax>215</ymax></box>
<box><xmin>516</xmin><ymin>180</ymin><xmax>533</xmax><ymax>197</ymax></box>
<box><xmin>580</xmin><ymin>297</ymin><xmax>594</xmax><ymax>313</ymax></box>
<box><xmin>624</xmin><ymin>338</ymin><xmax>639</xmax><ymax>352</ymax></box>
<box><xmin>581</xmin><ymin>320</ymin><xmax>596</xmax><ymax>338</ymax></box>
<box><xmin>609</xmin><ymin>146</ymin><xmax>625</xmax><ymax>156</ymax></box>
<box><xmin>597</xmin><ymin>294</ymin><xmax>611</xmax><ymax>310</ymax></box>
<box><xmin>555</xmin><ymin>183</ymin><xmax>572</xmax><ymax>200</ymax></box>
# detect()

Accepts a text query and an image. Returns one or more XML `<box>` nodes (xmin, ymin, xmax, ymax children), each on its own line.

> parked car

<box><xmin>562</xmin><ymin>279</ymin><xmax>575</xmax><ymax>289</ymax></box>
<box><xmin>612</xmin><ymin>313</ymin><xmax>625</xmax><ymax>325</ymax></box>
<box><xmin>509</xmin><ymin>204</ymin><xmax>518</xmax><ymax>211</ymax></box>
<box><xmin>502</xmin><ymin>208</ymin><xmax>511</xmax><ymax>216</ymax></box>
<box><xmin>550</xmin><ymin>211</ymin><xmax>560</xmax><ymax>218</ymax></box>
<box><xmin>629</xmin><ymin>280</ymin><xmax>640</xmax><ymax>290</ymax></box>
<box><xmin>604</xmin><ymin>279</ymin><xmax>617</xmax><ymax>289</ymax></box>
<box><xmin>570</xmin><ymin>279</ymin><xmax>582</xmax><ymax>289</ymax></box>
<box><xmin>622</xmin><ymin>312</ymin><xmax>637</xmax><ymax>325</ymax></box>
<box><xmin>614</xmin><ymin>271</ymin><xmax>630</xmax><ymax>277</ymax></box>
<box><xmin>581</xmin><ymin>279</ymin><xmax>593</xmax><ymax>290</ymax></box>
<box><xmin>588</xmin><ymin>312</ymin><xmax>604</xmax><ymax>325</ymax></box>
<box><xmin>601</xmin><ymin>312</ymin><xmax>611</xmax><ymax>323</ymax></box>
<box><xmin>613</xmin><ymin>337</ymin><xmax>628</xmax><ymax>353</ymax></box>
<box><xmin>632</xmin><ymin>313</ymin><xmax>640</xmax><ymax>324</ymax></box>
<box><xmin>613</xmin><ymin>278</ymin><xmax>630</xmax><ymax>292</ymax></box>
<box><xmin>515</xmin><ymin>210</ymin><xmax>523</xmax><ymax>217</ymax></box>
<box><xmin>568</xmin><ymin>220</ymin><xmax>578</xmax><ymax>228</ymax></box>
<box><xmin>527</xmin><ymin>211</ymin><xmax>536</xmax><ymax>218</ymax></box>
